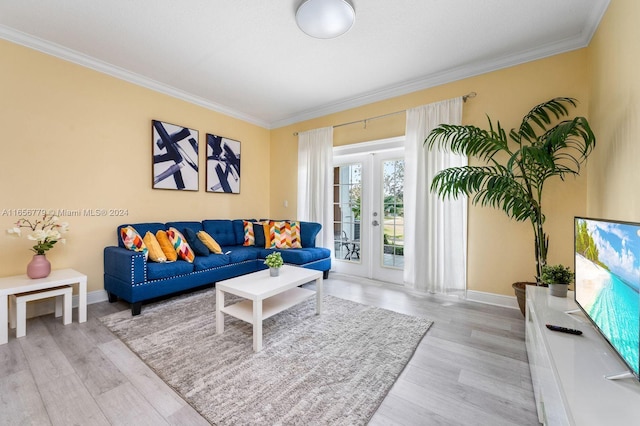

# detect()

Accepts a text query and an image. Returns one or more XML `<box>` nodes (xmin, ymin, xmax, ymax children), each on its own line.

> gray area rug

<box><xmin>100</xmin><ymin>289</ymin><xmax>432</xmax><ymax>425</ymax></box>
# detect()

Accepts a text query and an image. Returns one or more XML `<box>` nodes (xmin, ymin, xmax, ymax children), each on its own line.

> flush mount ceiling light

<box><xmin>296</xmin><ymin>0</ymin><xmax>355</xmax><ymax>39</ymax></box>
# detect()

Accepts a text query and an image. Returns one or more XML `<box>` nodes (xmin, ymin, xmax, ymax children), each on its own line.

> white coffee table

<box><xmin>216</xmin><ymin>265</ymin><xmax>323</xmax><ymax>352</ymax></box>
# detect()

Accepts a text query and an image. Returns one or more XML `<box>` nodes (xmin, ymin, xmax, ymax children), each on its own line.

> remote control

<box><xmin>546</xmin><ymin>324</ymin><xmax>583</xmax><ymax>335</ymax></box>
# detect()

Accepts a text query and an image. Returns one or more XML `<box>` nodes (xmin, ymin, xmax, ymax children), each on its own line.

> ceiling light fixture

<box><xmin>295</xmin><ymin>0</ymin><xmax>355</xmax><ymax>39</ymax></box>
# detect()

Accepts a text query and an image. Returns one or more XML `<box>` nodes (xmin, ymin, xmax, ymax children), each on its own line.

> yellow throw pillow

<box><xmin>197</xmin><ymin>230</ymin><xmax>222</xmax><ymax>254</ymax></box>
<box><xmin>155</xmin><ymin>230</ymin><xmax>178</xmax><ymax>262</ymax></box>
<box><xmin>263</xmin><ymin>222</ymin><xmax>272</xmax><ymax>249</ymax></box>
<box><xmin>143</xmin><ymin>231</ymin><xmax>167</xmax><ymax>263</ymax></box>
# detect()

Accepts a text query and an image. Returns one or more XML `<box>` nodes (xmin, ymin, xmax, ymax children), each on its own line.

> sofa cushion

<box><xmin>202</xmin><ymin>220</ymin><xmax>237</xmax><ymax>246</ymax></box>
<box><xmin>183</xmin><ymin>227</ymin><xmax>210</xmax><ymax>256</ymax></box>
<box><xmin>166</xmin><ymin>221</ymin><xmax>203</xmax><ymax>235</ymax></box>
<box><xmin>147</xmin><ymin>260</ymin><xmax>194</xmax><ymax>280</ymax></box>
<box><xmin>259</xmin><ymin>247</ymin><xmax>331</xmax><ymax>265</ymax></box>
<box><xmin>193</xmin><ymin>253</ymin><xmax>231</xmax><ymax>271</ymax></box>
<box><xmin>224</xmin><ymin>246</ymin><xmax>261</xmax><ymax>263</ymax></box>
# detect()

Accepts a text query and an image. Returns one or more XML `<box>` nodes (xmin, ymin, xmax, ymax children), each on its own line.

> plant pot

<box><xmin>549</xmin><ymin>283</ymin><xmax>569</xmax><ymax>298</ymax></box>
<box><xmin>512</xmin><ymin>282</ymin><xmax>537</xmax><ymax>317</ymax></box>
<box><xmin>27</xmin><ymin>254</ymin><xmax>51</xmax><ymax>279</ymax></box>
<box><xmin>270</xmin><ymin>267</ymin><xmax>280</xmax><ymax>277</ymax></box>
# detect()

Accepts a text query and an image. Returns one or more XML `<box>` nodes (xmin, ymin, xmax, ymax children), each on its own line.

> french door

<box><xmin>332</xmin><ymin>142</ymin><xmax>404</xmax><ymax>284</ymax></box>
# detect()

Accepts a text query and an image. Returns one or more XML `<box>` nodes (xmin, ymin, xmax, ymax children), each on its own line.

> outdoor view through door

<box><xmin>333</xmin><ymin>151</ymin><xmax>405</xmax><ymax>283</ymax></box>
<box><xmin>382</xmin><ymin>159</ymin><xmax>404</xmax><ymax>268</ymax></box>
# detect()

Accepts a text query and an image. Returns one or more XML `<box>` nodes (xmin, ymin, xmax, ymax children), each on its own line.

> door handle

<box><xmin>372</xmin><ymin>220</ymin><xmax>379</xmax><ymax>226</ymax></box>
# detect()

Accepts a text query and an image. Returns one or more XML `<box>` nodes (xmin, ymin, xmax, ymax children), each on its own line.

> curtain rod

<box><xmin>293</xmin><ymin>92</ymin><xmax>476</xmax><ymax>136</ymax></box>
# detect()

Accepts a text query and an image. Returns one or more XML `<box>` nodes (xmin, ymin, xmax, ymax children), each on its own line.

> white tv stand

<box><xmin>525</xmin><ymin>286</ymin><xmax>640</xmax><ymax>425</ymax></box>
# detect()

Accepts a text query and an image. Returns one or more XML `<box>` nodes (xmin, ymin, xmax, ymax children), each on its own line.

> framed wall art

<box><xmin>206</xmin><ymin>134</ymin><xmax>241</xmax><ymax>193</ymax></box>
<box><xmin>152</xmin><ymin>120</ymin><xmax>199</xmax><ymax>191</ymax></box>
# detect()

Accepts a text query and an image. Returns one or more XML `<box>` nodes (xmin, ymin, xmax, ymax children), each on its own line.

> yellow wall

<box><xmin>1</xmin><ymin>36</ymin><xmax>595</xmax><ymax>299</ymax></box>
<box><xmin>272</xmin><ymin>49</ymin><xmax>590</xmax><ymax>295</ymax></box>
<box><xmin>587</xmin><ymin>0</ymin><xmax>640</xmax><ymax>220</ymax></box>
<box><xmin>0</xmin><ymin>39</ymin><xmax>270</xmax><ymax>293</ymax></box>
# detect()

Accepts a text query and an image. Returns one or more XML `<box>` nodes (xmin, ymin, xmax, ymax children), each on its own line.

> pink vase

<box><xmin>27</xmin><ymin>254</ymin><xmax>51</xmax><ymax>279</ymax></box>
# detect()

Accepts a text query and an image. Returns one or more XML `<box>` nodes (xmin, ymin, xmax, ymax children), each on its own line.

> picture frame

<box><xmin>206</xmin><ymin>134</ymin><xmax>241</xmax><ymax>193</ymax></box>
<box><xmin>152</xmin><ymin>120</ymin><xmax>199</xmax><ymax>191</ymax></box>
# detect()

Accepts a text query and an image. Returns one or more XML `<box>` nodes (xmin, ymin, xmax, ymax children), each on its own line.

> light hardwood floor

<box><xmin>0</xmin><ymin>274</ymin><xmax>540</xmax><ymax>425</ymax></box>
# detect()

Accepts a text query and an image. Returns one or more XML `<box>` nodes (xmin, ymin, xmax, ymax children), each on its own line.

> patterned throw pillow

<box><xmin>120</xmin><ymin>226</ymin><xmax>148</xmax><ymax>260</ymax></box>
<box><xmin>155</xmin><ymin>230</ymin><xmax>178</xmax><ymax>261</ymax></box>
<box><xmin>143</xmin><ymin>231</ymin><xmax>167</xmax><ymax>263</ymax></box>
<box><xmin>290</xmin><ymin>221</ymin><xmax>302</xmax><ymax>248</ymax></box>
<box><xmin>166</xmin><ymin>227</ymin><xmax>195</xmax><ymax>263</ymax></box>
<box><xmin>268</xmin><ymin>221</ymin><xmax>288</xmax><ymax>249</ymax></box>
<box><xmin>268</xmin><ymin>221</ymin><xmax>303</xmax><ymax>249</ymax></box>
<box><xmin>197</xmin><ymin>231</ymin><xmax>222</xmax><ymax>254</ymax></box>
<box><xmin>243</xmin><ymin>220</ymin><xmax>255</xmax><ymax>246</ymax></box>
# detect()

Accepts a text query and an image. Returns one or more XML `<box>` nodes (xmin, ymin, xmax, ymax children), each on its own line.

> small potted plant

<box><xmin>541</xmin><ymin>264</ymin><xmax>574</xmax><ymax>297</ymax></box>
<box><xmin>264</xmin><ymin>252</ymin><xmax>284</xmax><ymax>277</ymax></box>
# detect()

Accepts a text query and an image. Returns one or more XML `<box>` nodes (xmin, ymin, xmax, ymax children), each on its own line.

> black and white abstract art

<box><xmin>206</xmin><ymin>134</ymin><xmax>240</xmax><ymax>193</ymax></box>
<box><xmin>152</xmin><ymin>120</ymin><xmax>199</xmax><ymax>191</ymax></box>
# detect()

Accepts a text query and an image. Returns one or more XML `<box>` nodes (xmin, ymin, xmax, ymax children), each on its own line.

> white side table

<box><xmin>0</xmin><ymin>268</ymin><xmax>87</xmax><ymax>344</ymax></box>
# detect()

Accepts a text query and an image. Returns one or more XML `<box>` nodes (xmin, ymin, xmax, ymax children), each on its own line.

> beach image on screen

<box><xmin>575</xmin><ymin>218</ymin><xmax>640</xmax><ymax>376</ymax></box>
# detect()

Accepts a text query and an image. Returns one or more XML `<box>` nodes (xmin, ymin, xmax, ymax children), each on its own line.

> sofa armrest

<box><xmin>104</xmin><ymin>246</ymin><xmax>147</xmax><ymax>285</ymax></box>
<box><xmin>300</xmin><ymin>222</ymin><xmax>321</xmax><ymax>248</ymax></box>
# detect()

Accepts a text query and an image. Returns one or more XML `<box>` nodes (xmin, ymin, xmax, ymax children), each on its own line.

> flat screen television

<box><xmin>574</xmin><ymin>217</ymin><xmax>640</xmax><ymax>380</ymax></box>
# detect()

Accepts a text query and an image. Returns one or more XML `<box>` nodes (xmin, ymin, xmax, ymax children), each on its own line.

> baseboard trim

<box><xmin>466</xmin><ymin>290</ymin><xmax>519</xmax><ymax>310</ymax></box>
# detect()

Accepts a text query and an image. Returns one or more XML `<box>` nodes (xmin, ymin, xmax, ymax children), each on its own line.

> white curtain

<box><xmin>404</xmin><ymin>98</ymin><xmax>467</xmax><ymax>294</ymax></box>
<box><xmin>297</xmin><ymin>127</ymin><xmax>334</xmax><ymax>253</ymax></box>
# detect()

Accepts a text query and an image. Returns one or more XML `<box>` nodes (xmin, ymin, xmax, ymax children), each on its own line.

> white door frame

<box><xmin>333</xmin><ymin>137</ymin><xmax>404</xmax><ymax>284</ymax></box>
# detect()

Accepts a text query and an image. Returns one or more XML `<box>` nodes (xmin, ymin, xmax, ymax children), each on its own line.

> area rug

<box><xmin>99</xmin><ymin>289</ymin><xmax>432</xmax><ymax>425</ymax></box>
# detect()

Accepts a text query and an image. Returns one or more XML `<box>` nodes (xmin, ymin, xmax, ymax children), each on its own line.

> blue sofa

<box><xmin>103</xmin><ymin>219</ymin><xmax>331</xmax><ymax>315</ymax></box>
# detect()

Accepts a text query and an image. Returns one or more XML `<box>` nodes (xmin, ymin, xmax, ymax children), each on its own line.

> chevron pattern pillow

<box><xmin>120</xmin><ymin>225</ymin><xmax>148</xmax><ymax>260</ymax></box>
<box><xmin>269</xmin><ymin>221</ymin><xmax>302</xmax><ymax>249</ymax></box>
<box><xmin>166</xmin><ymin>227</ymin><xmax>195</xmax><ymax>263</ymax></box>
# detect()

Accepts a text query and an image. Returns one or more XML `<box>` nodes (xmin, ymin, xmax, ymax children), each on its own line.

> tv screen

<box><xmin>574</xmin><ymin>217</ymin><xmax>640</xmax><ymax>380</ymax></box>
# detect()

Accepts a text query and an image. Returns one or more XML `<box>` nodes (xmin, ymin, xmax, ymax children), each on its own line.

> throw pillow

<box><xmin>253</xmin><ymin>221</ymin><xmax>267</xmax><ymax>248</ymax></box>
<box><xmin>243</xmin><ymin>220</ymin><xmax>255</xmax><ymax>246</ymax></box>
<box><xmin>269</xmin><ymin>221</ymin><xmax>292</xmax><ymax>249</ymax></box>
<box><xmin>290</xmin><ymin>221</ymin><xmax>302</xmax><ymax>248</ymax></box>
<box><xmin>263</xmin><ymin>222</ymin><xmax>272</xmax><ymax>249</ymax></box>
<box><xmin>183</xmin><ymin>227</ymin><xmax>210</xmax><ymax>256</ymax></box>
<box><xmin>166</xmin><ymin>227</ymin><xmax>195</xmax><ymax>263</ymax></box>
<box><xmin>143</xmin><ymin>231</ymin><xmax>167</xmax><ymax>263</ymax></box>
<box><xmin>155</xmin><ymin>230</ymin><xmax>178</xmax><ymax>261</ymax></box>
<box><xmin>120</xmin><ymin>225</ymin><xmax>148</xmax><ymax>260</ymax></box>
<box><xmin>197</xmin><ymin>230</ymin><xmax>223</xmax><ymax>254</ymax></box>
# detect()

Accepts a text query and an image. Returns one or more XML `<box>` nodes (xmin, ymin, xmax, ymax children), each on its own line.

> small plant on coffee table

<box><xmin>265</xmin><ymin>252</ymin><xmax>284</xmax><ymax>276</ymax></box>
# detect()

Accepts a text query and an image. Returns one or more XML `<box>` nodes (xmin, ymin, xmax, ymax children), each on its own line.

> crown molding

<box><xmin>2</xmin><ymin>0</ymin><xmax>608</xmax><ymax>131</ymax></box>
<box><xmin>0</xmin><ymin>25</ymin><xmax>270</xmax><ymax>129</ymax></box>
<box><xmin>270</xmin><ymin>34</ymin><xmax>595</xmax><ymax>128</ymax></box>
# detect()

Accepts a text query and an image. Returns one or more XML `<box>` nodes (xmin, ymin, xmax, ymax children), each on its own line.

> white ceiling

<box><xmin>0</xmin><ymin>0</ymin><xmax>609</xmax><ymax>129</ymax></box>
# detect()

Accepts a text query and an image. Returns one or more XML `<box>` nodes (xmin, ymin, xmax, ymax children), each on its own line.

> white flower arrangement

<box><xmin>7</xmin><ymin>213</ymin><xmax>69</xmax><ymax>255</ymax></box>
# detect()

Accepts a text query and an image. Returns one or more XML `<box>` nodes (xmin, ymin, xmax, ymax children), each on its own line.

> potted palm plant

<box><xmin>425</xmin><ymin>97</ymin><xmax>596</xmax><ymax>315</ymax></box>
<box><xmin>540</xmin><ymin>264</ymin><xmax>574</xmax><ymax>297</ymax></box>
